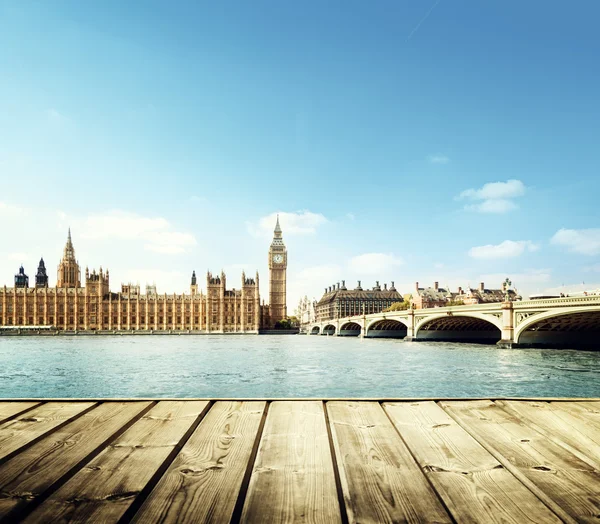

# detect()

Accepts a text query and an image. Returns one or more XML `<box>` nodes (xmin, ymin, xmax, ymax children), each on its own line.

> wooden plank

<box><xmin>240</xmin><ymin>401</ymin><xmax>341</xmax><ymax>523</ymax></box>
<box><xmin>0</xmin><ymin>402</ymin><xmax>96</xmax><ymax>461</ymax></box>
<box><xmin>384</xmin><ymin>401</ymin><xmax>561</xmax><ymax>523</ymax></box>
<box><xmin>131</xmin><ymin>401</ymin><xmax>266</xmax><ymax>523</ymax></box>
<box><xmin>327</xmin><ymin>401</ymin><xmax>450</xmax><ymax>523</ymax></box>
<box><xmin>442</xmin><ymin>400</ymin><xmax>600</xmax><ymax>523</ymax></box>
<box><xmin>497</xmin><ymin>400</ymin><xmax>600</xmax><ymax>469</ymax></box>
<box><xmin>551</xmin><ymin>401</ymin><xmax>600</xmax><ymax>430</ymax></box>
<box><xmin>0</xmin><ymin>401</ymin><xmax>151</xmax><ymax>518</ymax></box>
<box><xmin>23</xmin><ymin>400</ymin><xmax>210</xmax><ymax>523</ymax></box>
<box><xmin>0</xmin><ymin>402</ymin><xmax>41</xmax><ymax>425</ymax></box>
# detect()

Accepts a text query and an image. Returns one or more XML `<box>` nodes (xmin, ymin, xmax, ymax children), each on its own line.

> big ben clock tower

<box><xmin>268</xmin><ymin>215</ymin><xmax>287</xmax><ymax>327</ymax></box>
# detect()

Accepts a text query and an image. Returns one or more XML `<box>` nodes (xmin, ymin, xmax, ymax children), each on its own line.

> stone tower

<box><xmin>57</xmin><ymin>228</ymin><xmax>81</xmax><ymax>288</ymax></box>
<box><xmin>190</xmin><ymin>270</ymin><xmax>198</xmax><ymax>295</ymax></box>
<box><xmin>14</xmin><ymin>266</ymin><xmax>29</xmax><ymax>288</ymax></box>
<box><xmin>35</xmin><ymin>258</ymin><xmax>49</xmax><ymax>288</ymax></box>
<box><xmin>268</xmin><ymin>215</ymin><xmax>287</xmax><ymax>326</ymax></box>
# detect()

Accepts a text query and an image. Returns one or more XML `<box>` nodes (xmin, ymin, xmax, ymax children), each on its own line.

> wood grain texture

<box><xmin>0</xmin><ymin>401</ymin><xmax>151</xmax><ymax>518</ymax></box>
<box><xmin>22</xmin><ymin>401</ymin><xmax>209</xmax><ymax>523</ymax></box>
<box><xmin>327</xmin><ymin>401</ymin><xmax>450</xmax><ymax>524</ymax></box>
<box><xmin>384</xmin><ymin>401</ymin><xmax>561</xmax><ymax>524</ymax></box>
<box><xmin>442</xmin><ymin>399</ymin><xmax>600</xmax><ymax>523</ymax></box>
<box><xmin>240</xmin><ymin>401</ymin><xmax>341</xmax><ymax>524</ymax></box>
<box><xmin>131</xmin><ymin>401</ymin><xmax>265</xmax><ymax>523</ymax></box>
<box><xmin>0</xmin><ymin>402</ymin><xmax>95</xmax><ymax>461</ymax></box>
<box><xmin>0</xmin><ymin>403</ymin><xmax>41</xmax><ymax>425</ymax></box>
<box><xmin>497</xmin><ymin>400</ymin><xmax>600</xmax><ymax>470</ymax></box>
<box><xmin>551</xmin><ymin>401</ymin><xmax>600</xmax><ymax>430</ymax></box>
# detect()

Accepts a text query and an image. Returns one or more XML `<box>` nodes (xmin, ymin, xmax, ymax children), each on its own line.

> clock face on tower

<box><xmin>273</xmin><ymin>254</ymin><xmax>284</xmax><ymax>264</ymax></box>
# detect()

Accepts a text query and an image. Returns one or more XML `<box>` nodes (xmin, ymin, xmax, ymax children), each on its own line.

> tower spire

<box><xmin>274</xmin><ymin>214</ymin><xmax>282</xmax><ymax>237</ymax></box>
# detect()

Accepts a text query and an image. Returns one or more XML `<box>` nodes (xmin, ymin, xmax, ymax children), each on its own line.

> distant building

<box><xmin>411</xmin><ymin>281</ymin><xmax>518</xmax><ymax>309</ymax></box>
<box><xmin>296</xmin><ymin>295</ymin><xmax>316</xmax><ymax>332</ymax></box>
<box><xmin>315</xmin><ymin>280</ymin><xmax>403</xmax><ymax>322</ymax></box>
<box><xmin>410</xmin><ymin>282</ymin><xmax>452</xmax><ymax>309</ymax></box>
<box><xmin>458</xmin><ymin>282</ymin><xmax>517</xmax><ymax>305</ymax></box>
<box><xmin>0</xmin><ymin>220</ymin><xmax>287</xmax><ymax>332</ymax></box>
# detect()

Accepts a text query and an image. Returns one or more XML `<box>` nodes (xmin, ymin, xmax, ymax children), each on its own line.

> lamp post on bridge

<box><xmin>502</xmin><ymin>278</ymin><xmax>512</xmax><ymax>302</ymax></box>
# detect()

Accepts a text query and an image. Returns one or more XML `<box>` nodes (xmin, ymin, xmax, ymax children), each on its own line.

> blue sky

<box><xmin>1</xmin><ymin>0</ymin><xmax>599</xmax><ymax>308</ymax></box>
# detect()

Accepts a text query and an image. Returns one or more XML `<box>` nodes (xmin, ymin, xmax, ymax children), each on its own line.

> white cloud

<box><xmin>0</xmin><ymin>201</ymin><xmax>27</xmax><ymax>217</ymax></box>
<box><xmin>288</xmin><ymin>264</ymin><xmax>343</xmax><ymax>303</ymax></box>
<box><xmin>247</xmin><ymin>210</ymin><xmax>327</xmax><ymax>238</ymax></box>
<box><xmin>80</xmin><ymin>210</ymin><xmax>197</xmax><ymax>255</ymax></box>
<box><xmin>348</xmin><ymin>253</ymin><xmax>403</xmax><ymax>275</ymax></box>
<box><xmin>346</xmin><ymin>212</ymin><xmax>356</xmax><ymax>221</ymax></box>
<box><xmin>550</xmin><ymin>228</ymin><xmax>600</xmax><ymax>256</ymax></box>
<box><xmin>458</xmin><ymin>179</ymin><xmax>525</xmax><ymax>214</ymax></box>
<box><xmin>429</xmin><ymin>155</ymin><xmax>450</xmax><ymax>164</ymax></box>
<box><xmin>469</xmin><ymin>240</ymin><xmax>539</xmax><ymax>259</ymax></box>
<box><xmin>464</xmin><ymin>199</ymin><xmax>517</xmax><ymax>214</ymax></box>
<box><xmin>584</xmin><ymin>264</ymin><xmax>600</xmax><ymax>273</ymax></box>
<box><xmin>479</xmin><ymin>269</ymin><xmax>551</xmax><ymax>290</ymax></box>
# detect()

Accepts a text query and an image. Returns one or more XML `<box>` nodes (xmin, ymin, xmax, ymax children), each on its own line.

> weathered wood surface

<box><xmin>327</xmin><ymin>401</ymin><xmax>450</xmax><ymax>523</ymax></box>
<box><xmin>0</xmin><ymin>401</ymin><xmax>151</xmax><ymax>518</ymax></box>
<box><xmin>132</xmin><ymin>401</ymin><xmax>266</xmax><ymax>523</ymax></box>
<box><xmin>22</xmin><ymin>401</ymin><xmax>210</xmax><ymax>523</ymax></box>
<box><xmin>384</xmin><ymin>400</ymin><xmax>561</xmax><ymax>523</ymax></box>
<box><xmin>0</xmin><ymin>403</ymin><xmax>40</xmax><ymax>425</ymax></box>
<box><xmin>0</xmin><ymin>399</ymin><xmax>597</xmax><ymax>523</ymax></box>
<box><xmin>241</xmin><ymin>401</ymin><xmax>341</xmax><ymax>523</ymax></box>
<box><xmin>0</xmin><ymin>402</ymin><xmax>95</xmax><ymax>462</ymax></box>
<box><xmin>442</xmin><ymin>399</ymin><xmax>600</xmax><ymax>523</ymax></box>
<box><xmin>497</xmin><ymin>400</ymin><xmax>600</xmax><ymax>470</ymax></box>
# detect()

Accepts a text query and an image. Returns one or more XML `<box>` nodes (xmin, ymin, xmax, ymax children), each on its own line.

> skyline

<box><xmin>1</xmin><ymin>1</ymin><xmax>599</xmax><ymax>306</ymax></box>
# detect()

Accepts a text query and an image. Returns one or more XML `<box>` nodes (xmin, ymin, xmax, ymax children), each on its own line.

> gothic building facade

<box><xmin>0</xmin><ymin>220</ymin><xmax>286</xmax><ymax>333</ymax></box>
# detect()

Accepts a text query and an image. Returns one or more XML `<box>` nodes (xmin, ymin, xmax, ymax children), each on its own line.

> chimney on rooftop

<box><xmin>479</xmin><ymin>282</ymin><xmax>485</xmax><ymax>292</ymax></box>
<box><xmin>458</xmin><ymin>286</ymin><xmax>463</xmax><ymax>294</ymax></box>
<box><xmin>384</xmin><ymin>283</ymin><xmax>388</xmax><ymax>290</ymax></box>
<box><xmin>415</xmin><ymin>281</ymin><xmax>419</xmax><ymax>291</ymax></box>
<box><xmin>337</xmin><ymin>282</ymin><xmax>340</xmax><ymax>290</ymax></box>
<box><xmin>434</xmin><ymin>281</ymin><xmax>439</xmax><ymax>291</ymax></box>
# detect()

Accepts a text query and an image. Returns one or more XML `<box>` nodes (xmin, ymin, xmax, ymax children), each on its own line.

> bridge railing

<box><xmin>513</xmin><ymin>295</ymin><xmax>600</xmax><ymax>308</ymax></box>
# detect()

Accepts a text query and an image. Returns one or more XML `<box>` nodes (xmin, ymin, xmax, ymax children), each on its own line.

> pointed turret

<box><xmin>190</xmin><ymin>270</ymin><xmax>198</xmax><ymax>296</ymax></box>
<box><xmin>57</xmin><ymin>228</ymin><xmax>81</xmax><ymax>288</ymax></box>
<box><xmin>35</xmin><ymin>257</ymin><xmax>49</xmax><ymax>288</ymax></box>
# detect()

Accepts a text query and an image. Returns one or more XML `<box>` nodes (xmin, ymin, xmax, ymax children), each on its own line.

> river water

<box><xmin>1</xmin><ymin>335</ymin><xmax>599</xmax><ymax>398</ymax></box>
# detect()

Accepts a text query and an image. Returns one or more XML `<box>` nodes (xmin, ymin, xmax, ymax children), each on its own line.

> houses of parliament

<box><xmin>0</xmin><ymin>219</ymin><xmax>288</xmax><ymax>333</ymax></box>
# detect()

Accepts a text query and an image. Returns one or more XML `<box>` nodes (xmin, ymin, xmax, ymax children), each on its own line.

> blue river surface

<box><xmin>1</xmin><ymin>335</ymin><xmax>599</xmax><ymax>398</ymax></box>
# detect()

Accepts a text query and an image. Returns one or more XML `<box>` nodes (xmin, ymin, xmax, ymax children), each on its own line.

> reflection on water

<box><xmin>0</xmin><ymin>335</ymin><xmax>599</xmax><ymax>398</ymax></box>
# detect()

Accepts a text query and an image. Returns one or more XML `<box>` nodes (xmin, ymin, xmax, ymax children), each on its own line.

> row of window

<box><xmin>0</xmin><ymin>315</ymin><xmax>255</xmax><ymax>327</ymax></box>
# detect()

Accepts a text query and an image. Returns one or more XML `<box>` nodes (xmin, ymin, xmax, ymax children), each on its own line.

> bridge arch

<box><xmin>514</xmin><ymin>306</ymin><xmax>600</xmax><ymax>348</ymax></box>
<box><xmin>365</xmin><ymin>317</ymin><xmax>409</xmax><ymax>338</ymax></box>
<box><xmin>414</xmin><ymin>312</ymin><xmax>502</xmax><ymax>343</ymax></box>
<box><xmin>339</xmin><ymin>321</ymin><xmax>362</xmax><ymax>337</ymax></box>
<box><xmin>322</xmin><ymin>324</ymin><xmax>336</xmax><ymax>336</ymax></box>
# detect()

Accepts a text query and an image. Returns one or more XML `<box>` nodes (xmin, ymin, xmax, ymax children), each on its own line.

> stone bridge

<box><xmin>309</xmin><ymin>295</ymin><xmax>600</xmax><ymax>348</ymax></box>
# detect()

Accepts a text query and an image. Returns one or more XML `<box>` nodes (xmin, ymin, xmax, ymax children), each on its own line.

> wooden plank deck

<box><xmin>0</xmin><ymin>399</ymin><xmax>597</xmax><ymax>523</ymax></box>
